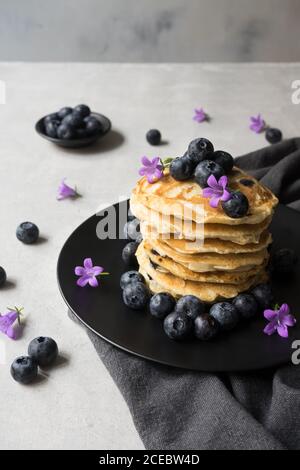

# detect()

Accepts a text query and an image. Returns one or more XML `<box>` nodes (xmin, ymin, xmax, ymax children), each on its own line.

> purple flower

<box><xmin>75</xmin><ymin>258</ymin><xmax>109</xmax><ymax>287</ymax></box>
<box><xmin>263</xmin><ymin>303</ymin><xmax>296</xmax><ymax>338</ymax></box>
<box><xmin>249</xmin><ymin>114</ymin><xmax>265</xmax><ymax>133</ymax></box>
<box><xmin>202</xmin><ymin>175</ymin><xmax>232</xmax><ymax>208</ymax></box>
<box><xmin>0</xmin><ymin>307</ymin><xmax>23</xmax><ymax>340</ymax></box>
<box><xmin>139</xmin><ymin>156</ymin><xmax>163</xmax><ymax>184</ymax></box>
<box><xmin>57</xmin><ymin>178</ymin><xmax>77</xmax><ymax>200</ymax></box>
<box><xmin>193</xmin><ymin>108</ymin><xmax>207</xmax><ymax>123</ymax></box>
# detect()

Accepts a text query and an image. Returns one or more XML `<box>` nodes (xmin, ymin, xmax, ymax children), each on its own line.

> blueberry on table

<box><xmin>10</xmin><ymin>356</ymin><xmax>38</xmax><ymax>384</ymax></box>
<box><xmin>265</xmin><ymin>128</ymin><xmax>282</xmax><ymax>144</ymax></box>
<box><xmin>221</xmin><ymin>190</ymin><xmax>249</xmax><ymax>218</ymax></box>
<box><xmin>85</xmin><ymin>117</ymin><xmax>103</xmax><ymax>135</ymax></box>
<box><xmin>232</xmin><ymin>293</ymin><xmax>258</xmax><ymax>319</ymax></box>
<box><xmin>120</xmin><ymin>270</ymin><xmax>145</xmax><ymax>289</ymax></box>
<box><xmin>146</xmin><ymin>129</ymin><xmax>161</xmax><ymax>146</ymax></box>
<box><xmin>122</xmin><ymin>282</ymin><xmax>150</xmax><ymax>310</ymax></box>
<box><xmin>270</xmin><ymin>248</ymin><xmax>298</xmax><ymax>275</ymax></box>
<box><xmin>194</xmin><ymin>160</ymin><xmax>225</xmax><ymax>188</ymax></box>
<box><xmin>16</xmin><ymin>222</ymin><xmax>39</xmax><ymax>244</ymax></box>
<box><xmin>124</xmin><ymin>218</ymin><xmax>141</xmax><ymax>241</ymax></box>
<box><xmin>28</xmin><ymin>337</ymin><xmax>58</xmax><ymax>367</ymax></box>
<box><xmin>163</xmin><ymin>312</ymin><xmax>192</xmax><ymax>340</ymax></box>
<box><xmin>45</xmin><ymin>120</ymin><xmax>60</xmax><ymax>138</ymax></box>
<box><xmin>57</xmin><ymin>123</ymin><xmax>76</xmax><ymax>140</ymax></box>
<box><xmin>209</xmin><ymin>302</ymin><xmax>239</xmax><ymax>331</ymax></box>
<box><xmin>194</xmin><ymin>313</ymin><xmax>219</xmax><ymax>340</ymax></box>
<box><xmin>187</xmin><ymin>138</ymin><xmax>214</xmax><ymax>166</ymax></box>
<box><xmin>44</xmin><ymin>112</ymin><xmax>59</xmax><ymax>125</ymax></box>
<box><xmin>251</xmin><ymin>284</ymin><xmax>274</xmax><ymax>309</ymax></box>
<box><xmin>62</xmin><ymin>112</ymin><xmax>84</xmax><ymax>129</ymax></box>
<box><xmin>0</xmin><ymin>266</ymin><xmax>7</xmax><ymax>287</ymax></box>
<box><xmin>122</xmin><ymin>241</ymin><xmax>139</xmax><ymax>266</ymax></box>
<box><xmin>150</xmin><ymin>293</ymin><xmax>176</xmax><ymax>319</ymax></box>
<box><xmin>58</xmin><ymin>107</ymin><xmax>73</xmax><ymax>119</ymax></box>
<box><xmin>74</xmin><ymin>104</ymin><xmax>91</xmax><ymax>118</ymax></box>
<box><xmin>170</xmin><ymin>155</ymin><xmax>194</xmax><ymax>181</ymax></box>
<box><xmin>175</xmin><ymin>295</ymin><xmax>205</xmax><ymax>320</ymax></box>
<box><xmin>211</xmin><ymin>150</ymin><xmax>234</xmax><ymax>174</ymax></box>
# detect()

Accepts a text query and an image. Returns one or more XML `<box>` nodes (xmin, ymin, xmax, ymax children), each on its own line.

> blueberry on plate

<box><xmin>194</xmin><ymin>160</ymin><xmax>225</xmax><ymax>188</ymax></box>
<box><xmin>150</xmin><ymin>293</ymin><xmax>176</xmax><ymax>319</ymax></box>
<box><xmin>265</xmin><ymin>128</ymin><xmax>282</xmax><ymax>144</ymax></box>
<box><xmin>123</xmin><ymin>282</ymin><xmax>150</xmax><ymax>310</ymax></box>
<box><xmin>85</xmin><ymin>116</ymin><xmax>103</xmax><ymax>135</ymax></box>
<box><xmin>251</xmin><ymin>283</ymin><xmax>274</xmax><ymax>310</ymax></box>
<box><xmin>120</xmin><ymin>270</ymin><xmax>145</xmax><ymax>289</ymax></box>
<box><xmin>187</xmin><ymin>138</ymin><xmax>214</xmax><ymax>166</ymax></box>
<box><xmin>212</xmin><ymin>150</ymin><xmax>234</xmax><ymax>174</ymax></box>
<box><xmin>170</xmin><ymin>155</ymin><xmax>194</xmax><ymax>181</ymax></box>
<box><xmin>44</xmin><ymin>113</ymin><xmax>59</xmax><ymax>125</ymax></box>
<box><xmin>0</xmin><ymin>266</ymin><xmax>7</xmax><ymax>287</ymax></box>
<box><xmin>45</xmin><ymin>120</ymin><xmax>60</xmax><ymax>138</ymax></box>
<box><xmin>10</xmin><ymin>356</ymin><xmax>38</xmax><ymax>384</ymax></box>
<box><xmin>175</xmin><ymin>295</ymin><xmax>205</xmax><ymax>320</ymax></box>
<box><xmin>16</xmin><ymin>222</ymin><xmax>39</xmax><ymax>244</ymax></box>
<box><xmin>124</xmin><ymin>218</ymin><xmax>141</xmax><ymax>241</ymax></box>
<box><xmin>122</xmin><ymin>241</ymin><xmax>139</xmax><ymax>266</ymax></box>
<box><xmin>163</xmin><ymin>312</ymin><xmax>192</xmax><ymax>340</ymax></box>
<box><xmin>57</xmin><ymin>123</ymin><xmax>76</xmax><ymax>140</ymax></box>
<box><xmin>209</xmin><ymin>302</ymin><xmax>239</xmax><ymax>331</ymax></box>
<box><xmin>232</xmin><ymin>293</ymin><xmax>258</xmax><ymax>319</ymax></box>
<box><xmin>57</xmin><ymin>107</ymin><xmax>73</xmax><ymax>120</ymax></box>
<box><xmin>74</xmin><ymin>104</ymin><xmax>91</xmax><ymax>118</ymax></box>
<box><xmin>62</xmin><ymin>112</ymin><xmax>84</xmax><ymax>129</ymax></box>
<box><xmin>221</xmin><ymin>190</ymin><xmax>249</xmax><ymax>218</ymax></box>
<box><xmin>28</xmin><ymin>337</ymin><xmax>58</xmax><ymax>367</ymax></box>
<box><xmin>194</xmin><ymin>313</ymin><xmax>219</xmax><ymax>341</ymax></box>
<box><xmin>146</xmin><ymin>129</ymin><xmax>161</xmax><ymax>146</ymax></box>
<box><xmin>76</xmin><ymin>128</ymin><xmax>88</xmax><ymax>139</ymax></box>
<box><xmin>270</xmin><ymin>248</ymin><xmax>298</xmax><ymax>275</ymax></box>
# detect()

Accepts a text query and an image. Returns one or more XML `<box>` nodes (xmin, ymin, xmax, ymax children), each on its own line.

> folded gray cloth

<box><xmin>77</xmin><ymin>139</ymin><xmax>300</xmax><ymax>450</ymax></box>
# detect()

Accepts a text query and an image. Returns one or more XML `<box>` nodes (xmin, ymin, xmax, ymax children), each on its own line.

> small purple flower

<box><xmin>249</xmin><ymin>114</ymin><xmax>265</xmax><ymax>133</ymax></box>
<box><xmin>139</xmin><ymin>156</ymin><xmax>163</xmax><ymax>184</ymax></box>
<box><xmin>0</xmin><ymin>307</ymin><xmax>23</xmax><ymax>340</ymax></box>
<box><xmin>75</xmin><ymin>258</ymin><xmax>109</xmax><ymax>287</ymax></box>
<box><xmin>263</xmin><ymin>303</ymin><xmax>296</xmax><ymax>338</ymax></box>
<box><xmin>193</xmin><ymin>108</ymin><xmax>207</xmax><ymax>123</ymax></box>
<box><xmin>202</xmin><ymin>175</ymin><xmax>232</xmax><ymax>208</ymax></box>
<box><xmin>57</xmin><ymin>178</ymin><xmax>77</xmax><ymax>200</ymax></box>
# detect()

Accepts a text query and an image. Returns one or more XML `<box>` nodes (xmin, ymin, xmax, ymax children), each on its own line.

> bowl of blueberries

<box><xmin>35</xmin><ymin>104</ymin><xmax>111</xmax><ymax>148</ymax></box>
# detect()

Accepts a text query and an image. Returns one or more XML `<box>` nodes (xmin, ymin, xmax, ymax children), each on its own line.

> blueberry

<box><xmin>16</xmin><ymin>222</ymin><xmax>39</xmax><ymax>244</ymax></box>
<box><xmin>123</xmin><ymin>282</ymin><xmax>150</xmax><ymax>310</ymax></box>
<box><xmin>0</xmin><ymin>266</ymin><xmax>7</xmax><ymax>287</ymax></box>
<box><xmin>194</xmin><ymin>313</ymin><xmax>219</xmax><ymax>340</ymax></box>
<box><xmin>175</xmin><ymin>295</ymin><xmax>205</xmax><ymax>320</ymax></box>
<box><xmin>170</xmin><ymin>155</ymin><xmax>194</xmax><ymax>181</ymax></box>
<box><xmin>57</xmin><ymin>123</ymin><xmax>76</xmax><ymax>140</ymax></box>
<box><xmin>150</xmin><ymin>293</ymin><xmax>176</xmax><ymax>319</ymax></box>
<box><xmin>58</xmin><ymin>107</ymin><xmax>73</xmax><ymax>120</ymax></box>
<box><xmin>28</xmin><ymin>337</ymin><xmax>58</xmax><ymax>367</ymax></box>
<box><xmin>85</xmin><ymin>116</ymin><xmax>103</xmax><ymax>135</ymax></box>
<box><xmin>187</xmin><ymin>138</ymin><xmax>214</xmax><ymax>166</ymax></box>
<box><xmin>194</xmin><ymin>160</ymin><xmax>225</xmax><ymax>188</ymax></box>
<box><xmin>163</xmin><ymin>312</ymin><xmax>192</xmax><ymax>340</ymax></box>
<box><xmin>74</xmin><ymin>104</ymin><xmax>91</xmax><ymax>118</ymax></box>
<box><xmin>221</xmin><ymin>190</ymin><xmax>249</xmax><ymax>218</ymax></box>
<box><xmin>122</xmin><ymin>242</ymin><xmax>139</xmax><ymax>266</ymax></box>
<box><xmin>251</xmin><ymin>284</ymin><xmax>274</xmax><ymax>309</ymax></box>
<box><xmin>124</xmin><ymin>218</ymin><xmax>141</xmax><ymax>241</ymax></box>
<box><xmin>76</xmin><ymin>128</ymin><xmax>88</xmax><ymax>139</ymax></box>
<box><xmin>209</xmin><ymin>302</ymin><xmax>239</xmax><ymax>331</ymax></box>
<box><xmin>45</xmin><ymin>120</ymin><xmax>60</xmax><ymax>138</ymax></box>
<box><xmin>10</xmin><ymin>356</ymin><xmax>38</xmax><ymax>384</ymax></box>
<box><xmin>270</xmin><ymin>248</ymin><xmax>298</xmax><ymax>275</ymax></box>
<box><xmin>146</xmin><ymin>129</ymin><xmax>161</xmax><ymax>146</ymax></box>
<box><xmin>44</xmin><ymin>113</ymin><xmax>59</xmax><ymax>125</ymax></box>
<box><xmin>212</xmin><ymin>151</ymin><xmax>234</xmax><ymax>174</ymax></box>
<box><xmin>62</xmin><ymin>112</ymin><xmax>84</xmax><ymax>129</ymax></box>
<box><xmin>266</xmin><ymin>128</ymin><xmax>282</xmax><ymax>144</ymax></box>
<box><xmin>120</xmin><ymin>270</ymin><xmax>145</xmax><ymax>289</ymax></box>
<box><xmin>232</xmin><ymin>293</ymin><xmax>258</xmax><ymax>319</ymax></box>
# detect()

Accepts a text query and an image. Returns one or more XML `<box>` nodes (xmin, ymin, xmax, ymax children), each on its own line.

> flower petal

<box><xmin>218</xmin><ymin>175</ymin><xmax>228</xmax><ymax>189</ymax></box>
<box><xmin>75</xmin><ymin>266</ymin><xmax>85</xmax><ymax>276</ymax></box>
<box><xmin>139</xmin><ymin>168</ymin><xmax>147</xmax><ymax>176</ymax></box>
<box><xmin>264</xmin><ymin>321</ymin><xmax>277</xmax><ymax>336</ymax></box>
<box><xmin>209</xmin><ymin>196</ymin><xmax>220</xmax><ymax>208</ymax></box>
<box><xmin>6</xmin><ymin>325</ymin><xmax>16</xmax><ymax>339</ymax></box>
<box><xmin>264</xmin><ymin>309</ymin><xmax>278</xmax><ymax>321</ymax></box>
<box><xmin>279</xmin><ymin>303</ymin><xmax>289</xmax><ymax>316</ymax></box>
<box><xmin>202</xmin><ymin>188</ymin><xmax>215</xmax><ymax>198</ymax></box>
<box><xmin>77</xmin><ymin>275</ymin><xmax>90</xmax><ymax>287</ymax></box>
<box><xmin>141</xmin><ymin>156</ymin><xmax>151</xmax><ymax>167</ymax></box>
<box><xmin>84</xmin><ymin>258</ymin><xmax>93</xmax><ymax>269</ymax></box>
<box><xmin>277</xmin><ymin>324</ymin><xmax>289</xmax><ymax>338</ymax></box>
<box><xmin>92</xmin><ymin>266</ymin><xmax>104</xmax><ymax>276</ymax></box>
<box><xmin>207</xmin><ymin>174</ymin><xmax>219</xmax><ymax>190</ymax></box>
<box><xmin>220</xmin><ymin>189</ymin><xmax>232</xmax><ymax>202</ymax></box>
<box><xmin>153</xmin><ymin>168</ymin><xmax>163</xmax><ymax>180</ymax></box>
<box><xmin>88</xmin><ymin>276</ymin><xmax>99</xmax><ymax>287</ymax></box>
<box><xmin>283</xmin><ymin>314</ymin><xmax>296</xmax><ymax>327</ymax></box>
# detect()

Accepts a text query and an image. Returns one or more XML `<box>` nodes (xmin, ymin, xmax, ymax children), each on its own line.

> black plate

<box><xmin>35</xmin><ymin>112</ymin><xmax>111</xmax><ymax>148</ymax></box>
<box><xmin>57</xmin><ymin>201</ymin><xmax>300</xmax><ymax>372</ymax></box>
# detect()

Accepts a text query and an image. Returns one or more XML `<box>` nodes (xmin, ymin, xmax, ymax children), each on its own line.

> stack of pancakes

<box><xmin>130</xmin><ymin>166</ymin><xmax>278</xmax><ymax>303</ymax></box>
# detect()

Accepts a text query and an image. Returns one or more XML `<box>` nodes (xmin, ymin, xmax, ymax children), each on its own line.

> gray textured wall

<box><xmin>0</xmin><ymin>0</ymin><xmax>299</xmax><ymax>62</ymax></box>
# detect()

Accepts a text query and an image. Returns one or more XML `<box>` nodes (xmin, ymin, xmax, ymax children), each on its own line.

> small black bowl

<box><xmin>35</xmin><ymin>112</ymin><xmax>111</xmax><ymax>148</ymax></box>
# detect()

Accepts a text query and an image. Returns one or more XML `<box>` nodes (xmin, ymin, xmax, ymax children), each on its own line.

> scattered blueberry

<box><xmin>175</xmin><ymin>295</ymin><xmax>205</xmax><ymax>320</ymax></box>
<box><xmin>212</xmin><ymin>151</ymin><xmax>234</xmax><ymax>174</ymax></box>
<box><xmin>85</xmin><ymin>116</ymin><xmax>103</xmax><ymax>135</ymax></box>
<box><xmin>150</xmin><ymin>293</ymin><xmax>176</xmax><ymax>319</ymax></box>
<box><xmin>62</xmin><ymin>112</ymin><xmax>84</xmax><ymax>129</ymax></box>
<box><xmin>146</xmin><ymin>129</ymin><xmax>161</xmax><ymax>146</ymax></box>
<box><xmin>240</xmin><ymin>178</ymin><xmax>255</xmax><ymax>187</ymax></box>
<box><xmin>209</xmin><ymin>302</ymin><xmax>239</xmax><ymax>331</ymax></box>
<box><xmin>57</xmin><ymin>123</ymin><xmax>76</xmax><ymax>140</ymax></box>
<box><xmin>188</xmin><ymin>138</ymin><xmax>214</xmax><ymax>166</ymax></box>
<box><xmin>120</xmin><ymin>270</ymin><xmax>145</xmax><ymax>290</ymax></box>
<box><xmin>122</xmin><ymin>242</ymin><xmax>139</xmax><ymax>266</ymax></box>
<box><xmin>265</xmin><ymin>128</ymin><xmax>282</xmax><ymax>144</ymax></box>
<box><xmin>45</xmin><ymin>120</ymin><xmax>60</xmax><ymax>138</ymax></box>
<box><xmin>221</xmin><ymin>190</ymin><xmax>249</xmax><ymax>218</ymax></box>
<box><xmin>270</xmin><ymin>248</ymin><xmax>298</xmax><ymax>275</ymax></box>
<box><xmin>122</xmin><ymin>282</ymin><xmax>150</xmax><ymax>310</ymax></box>
<box><xmin>251</xmin><ymin>284</ymin><xmax>274</xmax><ymax>310</ymax></box>
<box><xmin>232</xmin><ymin>293</ymin><xmax>258</xmax><ymax>320</ymax></box>
<box><xmin>73</xmin><ymin>104</ymin><xmax>91</xmax><ymax>118</ymax></box>
<box><xmin>10</xmin><ymin>356</ymin><xmax>38</xmax><ymax>384</ymax></box>
<box><xmin>194</xmin><ymin>313</ymin><xmax>219</xmax><ymax>340</ymax></box>
<box><xmin>163</xmin><ymin>312</ymin><xmax>192</xmax><ymax>340</ymax></box>
<box><xmin>44</xmin><ymin>113</ymin><xmax>59</xmax><ymax>125</ymax></box>
<box><xmin>16</xmin><ymin>222</ymin><xmax>39</xmax><ymax>244</ymax></box>
<box><xmin>124</xmin><ymin>219</ymin><xmax>141</xmax><ymax>241</ymax></box>
<box><xmin>58</xmin><ymin>107</ymin><xmax>73</xmax><ymax>120</ymax></box>
<box><xmin>194</xmin><ymin>160</ymin><xmax>225</xmax><ymax>188</ymax></box>
<box><xmin>28</xmin><ymin>337</ymin><xmax>58</xmax><ymax>367</ymax></box>
<box><xmin>0</xmin><ymin>266</ymin><xmax>7</xmax><ymax>287</ymax></box>
<box><xmin>170</xmin><ymin>155</ymin><xmax>194</xmax><ymax>181</ymax></box>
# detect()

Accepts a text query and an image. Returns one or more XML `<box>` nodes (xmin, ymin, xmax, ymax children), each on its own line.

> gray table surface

<box><xmin>0</xmin><ymin>62</ymin><xmax>299</xmax><ymax>450</ymax></box>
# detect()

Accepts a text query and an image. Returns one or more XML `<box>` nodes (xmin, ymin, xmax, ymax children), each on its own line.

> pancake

<box><xmin>132</xmin><ymin>166</ymin><xmax>278</xmax><ymax>225</ymax></box>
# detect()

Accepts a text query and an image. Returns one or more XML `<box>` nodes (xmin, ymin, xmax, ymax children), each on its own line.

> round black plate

<box><xmin>35</xmin><ymin>112</ymin><xmax>111</xmax><ymax>148</ymax></box>
<box><xmin>57</xmin><ymin>201</ymin><xmax>300</xmax><ymax>372</ymax></box>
